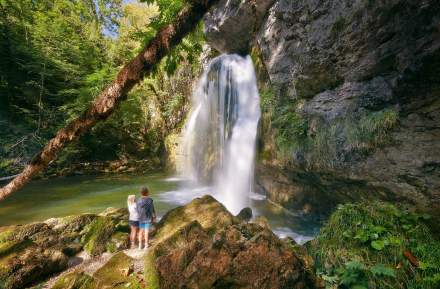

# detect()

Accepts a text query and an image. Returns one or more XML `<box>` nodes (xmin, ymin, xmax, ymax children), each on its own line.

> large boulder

<box><xmin>204</xmin><ymin>0</ymin><xmax>276</xmax><ymax>54</ymax></box>
<box><xmin>153</xmin><ymin>195</ymin><xmax>239</xmax><ymax>244</ymax></box>
<box><xmin>0</xmin><ymin>240</ymin><xmax>68</xmax><ymax>289</ymax></box>
<box><xmin>147</xmin><ymin>195</ymin><xmax>318</xmax><ymax>289</ymax></box>
<box><xmin>81</xmin><ymin>212</ymin><xmax>129</xmax><ymax>256</ymax></box>
<box><xmin>0</xmin><ymin>208</ymin><xmax>130</xmax><ymax>288</ymax></box>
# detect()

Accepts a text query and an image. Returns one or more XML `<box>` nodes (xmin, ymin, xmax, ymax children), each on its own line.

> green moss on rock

<box><xmin>106</xmin><ymin>232</ymin><xmax>129</xmax><ymax>253</ymax></box>
<box><xmin>81</xmin><ymin>216</ymin><xmax>116</xmax><ymax>256</ymax></box>
<box><xmin>311</xmin><ymin>202</ymin><xmax>440</xmax><ymax>289</ymax></box>
<box><xmin>52</xmin><ymin>272</ymin><xmax>98</xmax><ymax>289</ymax></box>
<box><xmin>145</xmin><ymin>251</ymin><xmax>160</xmax><ymax>289</ymax></box>
<box><xmin>0</xmin><ymin>227</ymin><xmax>15</xmax><ymax>243</ymax></box>
<box><xmin>153</xmin><ymin>195</ymin><xmax>237</xmax><ymax>244</ymax></box>
<box><xmin>93</xmin><ymin>252</ymin><xmax>135</xmax><ymax>287</ymax></box>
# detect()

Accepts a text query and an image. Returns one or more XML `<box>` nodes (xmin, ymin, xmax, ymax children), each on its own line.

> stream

<box><xmin>0</xmin><ymin>173</ymin><xmax>320</xmax><ymax>244</ymax></box>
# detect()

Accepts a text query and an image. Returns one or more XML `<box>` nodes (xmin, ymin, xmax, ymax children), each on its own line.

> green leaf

<box><xmin>371</xmin><ymin>240</ymin><xmax>385</xmax><ymax>250</ymax></box>
<box><xmin>345</xmin><ymin>260</ymin><xmax>366</xmax><ymax>271</ymax></box>
<box><xmin>321</xmin><ymin>274</ymin><xmax>338</xmax><ymax>284</ymax></box>
<box><xmin>388</xmin><ymin>236</ymin><xmax>402</xmax><ymax>246</ymax></box>
<box><xmin>370</xmin><ymin>264</ymin><xmax>396</xmax><ymax>277</ymax></box>
<box><xmin>354</xmin><ymin>231</ymin><xmax>369</xmax><ymax>243</ymax></box>
<box><xmin>371</xmin><ymin>225</ymin><xmax>387</xmax><ymax>234</ymax></box>
<box><xmin>343</xmin><ymin>230</ymin><xmax>352</xmax><ymax>238</ymax></box>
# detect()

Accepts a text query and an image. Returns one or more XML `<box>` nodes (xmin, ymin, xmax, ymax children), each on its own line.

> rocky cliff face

<box><xmin>205</xmin><ymin>0</ymin><xmax>440</xmax><ymax>218</ymax></box>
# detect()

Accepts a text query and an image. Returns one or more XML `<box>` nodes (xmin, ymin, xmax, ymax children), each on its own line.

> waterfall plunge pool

<box><xmin>0</xmin><ymin>173</ymin><xmax>321</xmax><ymax>244</ymax></box>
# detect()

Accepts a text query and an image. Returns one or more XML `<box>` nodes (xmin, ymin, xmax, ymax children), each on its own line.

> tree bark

<box><xmin>0</xmin><ymin>0</ymin><xmax>219</xmax><ymax>200</ymax></box>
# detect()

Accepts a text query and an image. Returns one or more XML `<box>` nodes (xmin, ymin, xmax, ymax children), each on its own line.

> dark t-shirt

<box><xmin>136</xmin><ymin>197</ymin><xmax>155</xmax><ymax>223</ymax></box>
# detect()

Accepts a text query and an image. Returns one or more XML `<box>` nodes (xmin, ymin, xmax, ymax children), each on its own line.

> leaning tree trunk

<box><xmin>0</xmin><ymin>0</ymin><xmax>219</xmax><ymax>200</ymax></box>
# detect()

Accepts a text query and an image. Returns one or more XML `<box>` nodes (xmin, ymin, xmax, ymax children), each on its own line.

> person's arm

<box><xmin>152</xmin><ymin>200</ymin><xmax>157</xmax><ymax>222</ymax></box>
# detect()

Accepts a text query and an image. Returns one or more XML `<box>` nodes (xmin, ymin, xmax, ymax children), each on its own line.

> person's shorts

<box><xmin>128</xmin><ymin>220</ymin><xmax>139</xmax><ymax>227</ymax></box>
<box><xmin>139</xmin><ymin>222</ymin><xmax>152</xmax><ymax>230</ymax></box>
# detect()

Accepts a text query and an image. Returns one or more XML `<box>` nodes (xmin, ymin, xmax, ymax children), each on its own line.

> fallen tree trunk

<box><xmin>0</xmin><ymin>0</ymin><xmax>219</xmax><ymax>201</ymax></box>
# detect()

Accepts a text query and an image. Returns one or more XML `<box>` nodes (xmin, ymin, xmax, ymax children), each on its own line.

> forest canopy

<box><xmin>0</xmin><ymin>0</ymin><xmax>206</xmax><ymax>177</ymax></box>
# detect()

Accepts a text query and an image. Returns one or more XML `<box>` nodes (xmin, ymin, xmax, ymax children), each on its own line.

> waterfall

<box><xmin>181</xmin><ymin>54</ymin><xmax>261</xmax><ymax>214</ymax></box>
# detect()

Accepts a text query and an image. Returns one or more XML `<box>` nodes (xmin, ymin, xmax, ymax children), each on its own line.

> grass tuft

<box><xmin>310</xmin><ymin>202</ymin><xmax>440</xmax><ymax>289</ymax></box>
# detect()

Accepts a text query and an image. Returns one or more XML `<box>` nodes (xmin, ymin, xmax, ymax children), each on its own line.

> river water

<box><xmin>0</xmin><ymin>173</ymin><xmax>320</xmax><ymax>244</ymax></box>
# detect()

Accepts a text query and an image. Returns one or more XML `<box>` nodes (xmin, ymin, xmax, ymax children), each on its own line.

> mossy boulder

<box><xmin>51</xmin><ymin>272</ymin><xmax>98</xmax><ymax>289</ymax></box>
<box><xmin>106</xmin><ymin>232</ymin><xmax>129</xmax><ymax>253</ymax></box>
<box><xmin>0</xmin><ymin>207</ymin><xmax>130</xmax><ymax>288</ymax></box>
<box><xmin>81</xmin><ymin>216</ymin><xmax>117</xmax><ymax>256</ymax></box>
<box><xmin>93</xmin><ymin>252</ymin><xmax>140</xmax><ymax>288</ymax></box>
<box><xmin>99</xmin><ymin>207</ymin><xmax>128</xmax><ymax>219</ymax></box>
<box><xmin>153</xmin><ymin>195</ymin><xmax>238</xmax><ymax>244</ymax></box>
<box><xmin>146</xmin><ymin>196</ymin><xmax>316</xmax><ymax>289</ymax></box>
<box><xmin>0</xmin><ymin>241</ymin><xmax>68</xmax><ymax>289</ymax></box>
<box><xmin>310</xmin><ymin>202</ymin><xmax>440</xmax><ymax>289</ymax></box>
<box><xmin>50</xmin><ymin>214</ymin><xmax>97</xmax><ymax>234</ymax></box>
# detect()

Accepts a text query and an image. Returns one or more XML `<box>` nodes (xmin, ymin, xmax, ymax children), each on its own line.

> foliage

<box><xmin>311</xmin><ymin>202</ymin><xmax>440</xmax><ymax>289</ymax></box>
<box><xmin>264</xmin><ymin>93</ymin><xmax>399</xmax><ymax>168</ymax></box>
<box><xmin>345</xmin><ymin>108</ymin><xmax>399</xmax><ymax>153</ymax></box>
<box><xmin>0</xmin><ymin>0</ymin><xmax>205</xmax><ymax>175</ymax></box>
<box><xmin>272</xmin><ymin>105</ymin><xmax>308</xmax><ymax>154</ymax></box>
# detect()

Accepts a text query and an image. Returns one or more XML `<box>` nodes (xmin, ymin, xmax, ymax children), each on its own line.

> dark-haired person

<box><xmin>136</xmin><ymin>186</ymin><xmax>156</xmax><ymax>249</ymax></box>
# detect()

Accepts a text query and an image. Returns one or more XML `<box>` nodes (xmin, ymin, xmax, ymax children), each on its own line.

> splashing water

<box><xmin>181</xmin><ymin>54</ymin><xmax>261</xmax><ymax>214</ymax></box>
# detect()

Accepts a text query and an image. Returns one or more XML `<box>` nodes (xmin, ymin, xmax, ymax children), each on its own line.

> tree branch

<box><xmin>0</xmin><ymin>0</ymin><xmax>219</xmax><ymax>200</ymax></box>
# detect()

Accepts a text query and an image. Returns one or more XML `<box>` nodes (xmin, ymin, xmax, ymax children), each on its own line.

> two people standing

<box><xmin>127</xmin><ymin>186</ymin><xmax>156</xmax><ymax>250</ymax></box>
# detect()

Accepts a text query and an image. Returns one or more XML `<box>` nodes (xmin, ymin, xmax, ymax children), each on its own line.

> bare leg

<box><xmin>138</xmin><ymin>229</ymin><xmax>144</xmax><ymax>249</ymax></box>
<box><xmin>130</xmin><ymin>226</ymin><xmax>137</xmax><ymax>248</ymax></box>
<box><xmin>144</xmin><ymin>228</ymin><xmax>149</xmax><ymax>249</ymax></box>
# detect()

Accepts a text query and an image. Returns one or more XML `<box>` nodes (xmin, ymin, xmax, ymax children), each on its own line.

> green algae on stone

<box><xmin>144</xmin><ymin>250</ymin><xmax>160</xmax><ymax>289</ymax></box>
<box><xmin>0</xmin><ymin>227</ymin><xmax>15</xmax><ymax>243</ymax></box>
<box><xmin>153</xmin><ymin>195</ymin><xmax>237</xmax><ymax>244</ymax></box>
<box><xmin>93</xmin><ymin>252</ymin><xmax>135</xmax><ymax>287</ymax></box>
<box><xmin>106</xmin><ymin>232</ymin><xmax>129</xmax><ymax>253</ymax></box>
<box><xmin>81</xmin><ymin>216</ymin><xmax>116</xmax><ymax>256</ymax></box>
<box><xmin>52</xmin><ymin>272</ymin><xmax>98</xmax><ymax>289</ymax></box>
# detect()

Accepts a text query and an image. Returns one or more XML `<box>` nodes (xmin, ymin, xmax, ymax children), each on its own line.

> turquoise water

<box><xmin>0</xmin><ymin>174</ymin><xmax>320</xmax><ymax>243</ymax></box>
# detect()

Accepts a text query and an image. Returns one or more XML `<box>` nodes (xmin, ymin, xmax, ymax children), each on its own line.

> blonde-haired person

<box><xmin>136</xmin><ymin>186</ymin><xmax>156</xmax><ymax>250</ymax></box>
<box><xmin>127</xmin><ymin>194</ymin><xmax>139</xmax><ymax>249</ymax></box>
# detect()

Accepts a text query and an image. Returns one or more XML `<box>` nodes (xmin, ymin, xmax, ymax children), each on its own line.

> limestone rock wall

<box><xmin>205</xmin><ymin>0</ymin><xmax>440</xmax><ymax>217</ymax></box>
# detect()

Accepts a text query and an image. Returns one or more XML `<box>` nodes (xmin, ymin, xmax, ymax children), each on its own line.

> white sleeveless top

<box><xmin>128</xmin><ymin>203</ymin><xmax>139</xmax><ymax>221</ymax></box>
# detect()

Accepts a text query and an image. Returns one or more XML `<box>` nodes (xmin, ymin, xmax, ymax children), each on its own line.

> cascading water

<box><xmin>181</xmin><ymin>54</ymin><xmax>261</xmax><ymax>214</ymax></box>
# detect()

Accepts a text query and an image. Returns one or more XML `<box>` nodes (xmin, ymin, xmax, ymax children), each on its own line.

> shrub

<box><xmin>310</xmin><ymin>202</ymin><xmax>440</xmax><ymax>289</ymax></box>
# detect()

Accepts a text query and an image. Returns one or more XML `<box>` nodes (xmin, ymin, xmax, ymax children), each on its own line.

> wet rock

<box><xmin>204</xmin><ymin>0</ymin><xmax>276</xmax><ymax>54</ymax></box>
<box><xmin>236</xmin><ymin>207</ymin><xmax>253</xmax><ymax>222</ymax></box>
<box><xmin>253</xmin><ymin>216</ymin><xmax>271</xmax><ymax>229</ymax></box>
